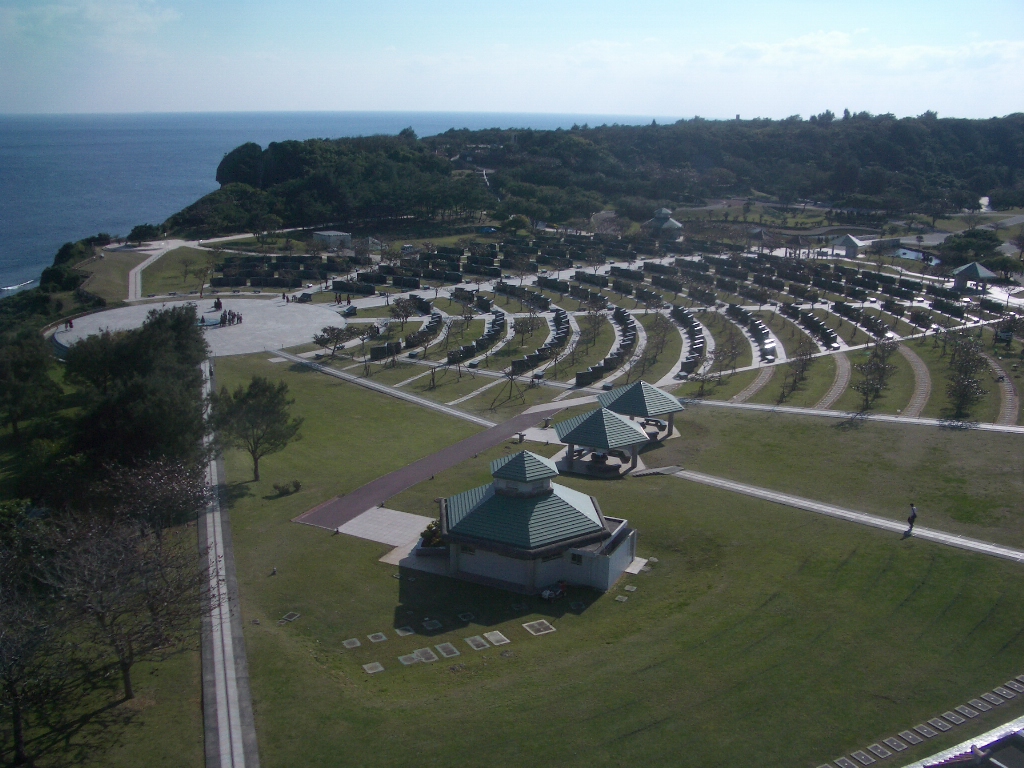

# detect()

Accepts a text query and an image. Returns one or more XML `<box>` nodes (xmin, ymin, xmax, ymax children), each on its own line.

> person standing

<box><xmin>907</xmin><ymin>503</ymin><xmax>918</xmax><ymax>534</ymax></box>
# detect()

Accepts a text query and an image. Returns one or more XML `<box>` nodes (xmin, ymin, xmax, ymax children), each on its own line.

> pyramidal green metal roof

<box><xmin>597</xmin><ymin>381</ymin><xmax>683</xmax><ymax>417</ymax></box>
<box><xmin>554</xmin><ymin>407</ymin><xmax>648</xmax><ymax>450</ymax></box>
<box><xmin>951</xmin><ymin>261</ymin><xmax>997</xmax><ymax>280</ymax></box>
<box><xmin>491</xmin><ymin>451</ymin><xmax>559</xmax><ymax>482</ymax></box>
<box><xmin>445</xmin><ymin>482</ymin><xmax>602</xmax><ymax>549</ymax></box>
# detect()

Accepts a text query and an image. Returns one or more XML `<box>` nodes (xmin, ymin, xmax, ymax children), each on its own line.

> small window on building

<box><xmin>461</xmin><ymin>545</ymin><xmax>475</xmax><ymax>554</ymax></box>
<box><xmin>571</xmin><ymin>553</ymin><xmax>583</xmax><ymax>565</ymax></box>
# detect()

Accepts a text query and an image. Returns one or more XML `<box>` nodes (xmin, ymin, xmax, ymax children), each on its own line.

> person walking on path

<box><xmin>907</xmin><ymin>503</ymin><xmax>918</xmax><ymax>534</ymax></box>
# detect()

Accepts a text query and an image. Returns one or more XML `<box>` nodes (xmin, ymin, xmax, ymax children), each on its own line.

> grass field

<box><xmin>208</xmin><ymin>360</ymin><xmax>1024</xmax><ymax>767</ymax></box>
<box><xmin>749</xmin><ymin>354</ymin><xmax>838</xmax><ymax>407</ymax></box>
<box><xmin>754</xmin><ymin>310</ymin><xmax>817</xmax><ymax>356</ymax></box>
<box><xmin>912</xmin><ymin>336</ymin><xmax>1003</xmax><ymax>422</ymax></box>
<box><xmin>673</xmin><ymin>368</ymin><xmax>760</xmax><ymax>401</ymax></box>
<box><xmin>545</xmin><ymin>317</ymin><xmax>615</xmax><ymax>382</ymax></box>
<box><xmin>830</xmin><ymin>346</ymin><xmax>916</xmax><ymax>414</ymax></box>
<box><xmin>141</xmin><ymin>247</ymin><xmax>217</xmax><ymax>296</ymax></box>
<box><xmin>77</xmin><ymin>250</ymin><xmax>145</xmax><ymax>302</ymax></box>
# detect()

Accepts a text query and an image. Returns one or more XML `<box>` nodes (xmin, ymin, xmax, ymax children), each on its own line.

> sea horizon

<box><xmin>0</xmin><ymin>110</ymin><xmax>682</xmax><ymax>292</ymax></box>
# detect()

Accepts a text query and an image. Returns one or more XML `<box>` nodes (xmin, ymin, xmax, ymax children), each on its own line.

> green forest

<box><xmin>163</xmin><ymin>112</ymin><xmax>1024</xmax><ymax>237</ymax></box>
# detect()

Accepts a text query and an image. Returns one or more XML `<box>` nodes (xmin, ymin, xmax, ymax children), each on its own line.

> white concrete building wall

<box><xmin>456</xmin><ymin>547</ymin><xmax>531</xmax><ymax>585</ymax></box>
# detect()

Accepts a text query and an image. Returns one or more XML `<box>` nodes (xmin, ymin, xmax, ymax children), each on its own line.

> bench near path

<box><xmin>898</xmin><ymin>343</ymin><xmax>932</xmax><ymax>418</ymax></box>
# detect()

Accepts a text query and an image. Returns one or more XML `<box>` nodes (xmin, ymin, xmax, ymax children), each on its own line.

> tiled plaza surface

<box><xmin>54</xmin><ymin>298</ymin><xmax>347</xmax><ymax>356</ymax></box>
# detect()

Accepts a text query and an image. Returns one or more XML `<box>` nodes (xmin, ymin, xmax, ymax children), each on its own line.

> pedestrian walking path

<box><xmin>294</xmin><ymin>411</ymin><xmax>542</xmax><ymax>530</ymax></box>
<box><xmin>671</xmin><ymin>469</ymin><xmax>1024</xmax><ymax>563</ymax></box>
<box><xmin>815</xmin><ymin>352</ymin><xmax>851</xmax><ymax>409</ymax></box>
<box><xmin>686</xmin><ymin>398</ymin><xmax>1024</xmax><ymax>435</ymax></box>
<box><xmin>201</xmin><ymin>360</ymin><xmax>260</xmax><ymax>768</ymax></box>
<box><xmin>983</xmin><ymin>353</ymin><xmax>1020</xmax><ymax>426</ymax></box>
<box><xmin>731</xmin><ymin>366</ymin><xmax>774</xmax><ymax>403</ymax></box>
<box><xmin>899</xmin><ymin>344</ymin><xmax>932</xmax><ymax>418</ymax></box>
<box><xmin>273</xmin><ymin>350</ymin><xmax>496</xmax><ymax>428</ymax></box>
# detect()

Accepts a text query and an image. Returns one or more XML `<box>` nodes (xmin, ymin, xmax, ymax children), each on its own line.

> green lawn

<box><xmin>141</xmin><ymin>247</ymin><xmax>217</xmax><ymax>296</ymax></box>
<box><xmin>813</xmin><ymin>308</ymin><xmax>875</xmax><ymax>346</ymax></box>
<box><xmin>754</xmin><ymin>310</ymin><xmax>817</xmax><ymax>356</ymax></box>
<box><xmin>830</xmin><ymin>346</ymin><xmax>916</xmax><ymax>414</ymax></box>
<box><xmin>673</xmin><ymin>368</ymin><xmax>760</xmax><ymax>401</ymax></box>
<box><xmin>77</xmin><ymin>250</ymin><xmax>145</xmax><ymax>303</ymax></box>
<box><xmin>544</xmin><ymin>317</ymin><xmax>616</xmax><ymax>382</ymax></box>
<box><xmin>213</xmin><ymin>375</ymin><xmax>1024</xmax><ymax>768</ymax></box>
<box><xmin>911</xmin><ymin>336</ymin><xmax>1003</xmax><ymax>422</ymax></box>
<box><xmin>749</xmin><ymin>354</ymin><xmax>838</xmax><ymax>407</ymax></box>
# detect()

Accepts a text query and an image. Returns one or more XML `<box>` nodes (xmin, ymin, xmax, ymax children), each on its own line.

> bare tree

<box><xmin>852</xmin><ymin>338</ymin><xmax>898</xmax><ymax>412</ymax></box>
<box><xmin>946</xmin><ymin>332</ymin><xmax>988</xmax><ymax>419</ymax></box>
<box><xmin>43</xmin><ymin>520</ymin><xmax>207</xmax><ymax>701</ymax></box>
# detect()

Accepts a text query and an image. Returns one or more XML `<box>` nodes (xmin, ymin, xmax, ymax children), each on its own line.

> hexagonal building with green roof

<box><xmin>439</xmin><ymin>450</ymin><xmax>638</xmax><ymax>593</ymax></box>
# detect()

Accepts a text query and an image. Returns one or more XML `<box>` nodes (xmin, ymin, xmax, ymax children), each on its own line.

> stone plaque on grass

<box><xmin>994</xmin><ymin>686</ymin><xmax>1016</xmax><ymax>698</ymax></box>
<box><xmin>398</xmin><ymin>654</ymin><xmax>419</xmax><ymax>666</ymax></box>
<box><xmin>522</xmin><ymin>620</ymin><xmax>556</xmax><ymax>636</ymax></box>
<box><xmin>970</xmin><ymin>698</ymin><xmax>992</xmax><ymax>711</ymax></box>
<box><xmin>867</xmin><ymin>744</ymin><xmax>891</xmax><ymax>758</ymax></box>
<box><xmin>942</xmin><ymin>711</ymin><xmax>966</xmax><ymax>725</ymax></box>
<box><xmin>483</xmin><ymin>631</ymin><xmax>510</xmax><ymax>646</ymax></box>
<box><xmin>1006</xmin><ymin>680</ymin><xmax>1024</xmax><ymax>693</ymax></box>
<box><xmin>414</xmin><ymin>648</ymin><xmax>439</xmax><ymax>663</ymax></box>
<box><xmin>913</xmin><ymin>724</ymin><xmax>937</xmax><ymax>738</ymax></box>
<box><xmin>898</xmin><ymin>731</ymin><xmax>923</xmax><ymax>745</ymax></box>
<box><xmin>362</xmin><ymin>662</ymin><xmax>384</xmax><ymax>674</ymax></box>
<box><xmin>282</xmin><ymin>612</ymin><xmax>301</xmax><ymax>622</ymax></box>
<box><xmin>624</xmin><ymin>585</ymin><xmax>637</xmax><ymax>592</ymax></box>
<box><xmin>615</xmin><ymin>595</ymin><xmax>628</xmax><ymax>602</ymax></box>
<box><xmin>882</xmin><ymin>738</ymin><xmax>907</xmax><ymax>752</ymax></box>
<box><xmin>833</xmin><ymin>757</ymin><xmax>858</xmax><ymax>768</ymax></box>
<box><xmin>927</xmin><ymin>718</ymin><xmax>951</xmax><ymax>732</ymax></box>
<box><xmin>435</xmin><ymin>643</ymin><xmax>460</xmax><ymax>659</ymax></box>
<box><xmin>422</xmin><ymin>619</ymin><xmax>442</xmax><ymax>631</ymax></box>
<box><xmin>981</xmin><ymin>692</ymin><xmax>1004</xmax><ymax>705</ymax></box>
<box><xmin>368</xmin><ymin>633</ymin><xmax>387</xmax><ymax>643</ymax></box>
<box><xmin>955</xmin><ymin>705</ymin><xmax>978</xmax><ymax>718</ymax></box>
<box><xmin>395</xmin><ymin>626</ymin><xmax>415</xmax><ymax>637</ymax></box>
<box><xmin>465</xmin><ymin>636</ymin><xmax>489</xmax><ymax>651</ymax></box>
<box><xmin>851</xmin><ymin>750</ymin><xmax>876</xmax><ymax>764</ymax></box>
<box><xmin>343</xmin><ymin>638</ymin><xmax>361</xmax><ymax>649</ymax></box>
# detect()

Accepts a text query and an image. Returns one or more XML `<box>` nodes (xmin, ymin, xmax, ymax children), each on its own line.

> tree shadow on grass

<box><xmin>224</xmin><ymin>481</ymin><xmax>253</xmax><ymax>507</ymax></box>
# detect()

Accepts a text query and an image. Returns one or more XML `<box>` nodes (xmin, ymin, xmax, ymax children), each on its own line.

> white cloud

<box><xmin>3</xmin><ymin>23</ymin><xmax>1022</xmax><ymax>117</ymax></box>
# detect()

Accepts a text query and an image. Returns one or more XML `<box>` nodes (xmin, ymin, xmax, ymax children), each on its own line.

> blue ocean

<box><xmin>0</xmin><ymin>112</ymin><xmax>673</xmax><ymax>292</ymax></box>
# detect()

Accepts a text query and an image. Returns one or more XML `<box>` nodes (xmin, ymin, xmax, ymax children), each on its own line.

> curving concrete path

<box><xmin>815</xmin><ymin>352</ymin><xmax>851</xmax><ymax>409</ymax></box>
<box><xmin>731</xmin><ymin>366</ymin><xmax>775</xmax><ymax>403</ymax></box>
<box><xmin>898</xmin><ymin>344</ymin><xmax>932</xmax><ymax>418</ymax></box>
<box><xmin>983</xmin><ymin>353</ymin><xmax>1020</xmax><ymax>426</ymax></box>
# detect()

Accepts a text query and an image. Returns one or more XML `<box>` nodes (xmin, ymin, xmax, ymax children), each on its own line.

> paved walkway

<box><xmin>294</xmin><ymin>411</ymin><xmax>542</xmax><ymax>530</ymax></box>
<box><xmin>274</xmin><ymin>350</ymin><xmax>496</xmax><ymax>428</ymax></box>
<box><xmin>899</xmin><ymin>344</ymin><xmax>932</xmax><ymax>418</ymax></box>
<box><xmin>671</xmin><ymin>469</ymin><xmax>1024</xmax><ymax>563</ymax></box>
<box><xmin>201</xmin><ymin>361</ymin><xmax>260</xmax><ymax>768</ymax></box>
<box><xmin>815</xmin><ymin>352</ymin><xmax>850</xmax><ymax>409</ymax></box>
<box><xmin>54</xmin><ymin>298</ymin><xmax>346</xmax><ymax>357</ymax></box>
<box><xmin>731</xmin><ymin>366</ymin><xmax>774</xmax><ymax>403</ymax></box>
<box><xmin>983</xmin><ymin>353</ymin><xmax>1020</xmax><ymax>426</ymax></box>
<box><xmin>680</xmin><ymin>398</ymin><xmax>1024</xmax><ymax>435</ymax></box>
<box><xmin>124</xmin><ymin>239</ymin><xmax>189</xmax><ymax>300</ymax></box>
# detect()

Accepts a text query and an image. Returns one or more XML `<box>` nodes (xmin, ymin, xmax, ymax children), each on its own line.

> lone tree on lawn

<box><xmin>313</xmin><ymin>325</ymin><xmax>361</xmax><ymax>358</ymax></box>
<box><xmin>212</xmin><ymin>376</ymin><xmax>303</xmax><ymax>481</ymax></box>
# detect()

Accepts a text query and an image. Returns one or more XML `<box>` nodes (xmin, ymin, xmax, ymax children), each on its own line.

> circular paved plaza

<box><xmin>54</xmin><ymin>298</ymin><xmax>347</xmax><ymax>356</ymax></box>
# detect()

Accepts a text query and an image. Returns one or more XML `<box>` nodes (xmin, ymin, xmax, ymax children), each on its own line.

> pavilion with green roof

<box><xmin>597</xmin><ymin>380</ymin><xmax>684</xmax><ymax>435</ymax></box>
<box><xmin>554</xmin><ymin>407</ymin><xmax>650</xmax><ymax>471</ymax></box>
<box><xmin>951</xmin><ymin>261</ymin><xmax>997</xmax><ymax>293</ymax></box>
<box><xmin>439</xmin><ymin>450</ymin><xmax>638</xmax><ymax>593</ymax></box>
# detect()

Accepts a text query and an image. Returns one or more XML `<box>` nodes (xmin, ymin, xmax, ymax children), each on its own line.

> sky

<box><xmin>1</xmin><ymin>0</ymin><xmax>1023</xmax><ymax>118</ymax></box>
